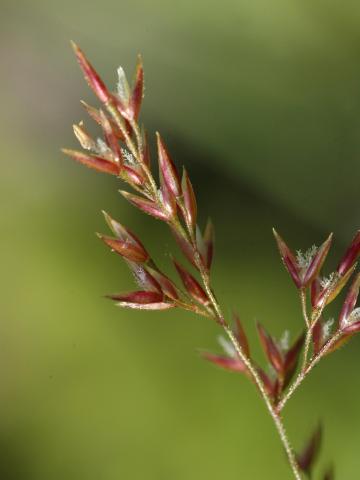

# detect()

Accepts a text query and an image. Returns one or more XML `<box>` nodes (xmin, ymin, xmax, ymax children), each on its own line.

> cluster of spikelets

<box><xmin>63</xmin><ymin>42</ymin><xmax>215</xmax><ymax>319</ymax></box>
<box><xmin>63</xmin><ymin>43</ymin><xmax>360</xmax><ymax>479</ymax></box>
<box><xmin>208</xmin><ymin>231</ymin><xmax>360</xmax><ymax>394</ymax></box>
<box><xmin>274</xmin><ymin>230</ymin><xmax>360</xmax><ymax>348</ymax></box>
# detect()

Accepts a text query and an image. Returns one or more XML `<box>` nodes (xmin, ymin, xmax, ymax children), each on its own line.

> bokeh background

<box><xmin>1</xmin><ymin>1</ymin><xmax>360</xmax><ymax>478</ymax></box>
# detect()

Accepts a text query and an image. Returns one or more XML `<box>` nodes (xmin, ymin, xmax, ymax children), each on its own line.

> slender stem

<box><xmin>302</xmin><ymin>309</ymin><xmax>321</xmax><ymax>372</ymax></box>
<box><xmin>196</xmin><ymin>263</ymin><xmax>302</xmax><ymax>479</ymax></box>
<box><xmin>300</xmin><ymin>289</ymin><xmax>309</xmax><ymax>328</ymax></box>
<box><xmin>115</xmin><ymin>113</ymin><xmax>302</xmax><ymax>478</ymax></box>
<box><xmin>223</xmin><ymin>322</ymin><xmax>302</xmax><ymax>479</ymax></box>
<box><xmin>300</xmin><ymin>288</ymin><xmax>312</xmax><ymax>371</ymax></box>
<box><xmin>278</xmin><ymin>330</ymin><xmax>342</xmax><ymax>412</ymax></box>
<box><xmin>168</xmin><ymin>201</ymin><xmax>302</xmax><ymax>478</ymax></box>
<box><xmin>301</xmin><ymin>291</ymin><xmax>327</xmax><ymax>373</ymax></box>
<box><xmin>302</xmin><ymin>329</ymin><xmax>312</xmax><ymax>372</ymax></box>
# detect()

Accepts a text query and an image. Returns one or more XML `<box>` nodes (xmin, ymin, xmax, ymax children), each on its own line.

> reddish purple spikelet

<box><xmin>283</xmin><ymin>332</ymin><xmax>305</xmax><ymax>388</ymax></box>
<box><xmin>315</xmin><ymin>264</ymin><xmax>357</xmax><ymax>309</ymax></box>
<box><xmin>303</xmin><ymin>233</ymin><xmax>333</xmax><ymax>286</ymax></box>
<box><xmin>296</xmin><ymin>425</ymin><xmax>322</xmax><ymax>475</ymax></box>
<box><xmin>272</xmin><ymin>229</ymin><xmax>302</xmax><ymax>288</ymax></box>
<box><xmin>273</xmin><ymin>230</ymin><xmax>333</xmax><ymax>288</ymax></box>
<box><xmin>341</xmin><ymin>320</ymin><xmax>360</xmax><ymax>335</ymax></box>
<box><xmin>257</xmin><ymin>323</ymin><xmax>284</xmax><ymax>376</ymax></box>
<box><xmin>337</xmin><ymin>230</ymin><xmax>360</xmax><ymax>276</ymax></box>
<box><xmin>312</xmin><ymin>317</ymin><xmax>324</xmax><ymax>355</ymax></box>
<box><xmin>170</xmin><ymin>227</ymin><xmax>197</xmax><ymax>268</ymax></box>
<box><xmin>120</xmin><ymin>191</ymin><xmax>170</xmax><ymax>221</ymax></box>
<box><xmin>181</xmin><ymin>168</ymin><xmax>197</xmax><ymax>231</ymax></box>
<box><xmin>71</xmin><ymin>41</ymin><xmax>111</xmax><ymax>103</ymax></box>
<box><xmin>339</xmin><ymin>272</ymin><xmax>360</xmax><ymax>329</ymax></box>
<box><xmin>160</xmin><ymin>180</ymin><xmax>177</xmax><ymax>218</ymax></box>
<box><xmin>107</xmin><ymin>291</ymin><xmax>174</xmax><ymax>310</ymax></box>
<box><xmin>310</xmin><ymin>277</ymin><xmax>321</xmax><ymax>309</ymax></box>
<box><xmin>123</xmin><ymin>166</ymin><xmax>145</xmax><ymax>186</ymax></box>
<box><xmin>157</xmin><ymin>133</ymin><xmax>181</xmax><ymax>198</ymax></box>
<box><xmin>112</xmin><ymin>58</ymin><xmax>144</xmax><ymax>121</ymax></box>
<box><xmin>81</xmin><ymin>100</ymin><xmax>102</xmax><ymax>123</ymax></box>
<box><xmin>203</xmin><ymin>352</ymin><xmax>247</xmax><ymax>373</ymax></box>
<box><xmin>108</xmin><ymin>291</ymin><xmax>163</xmax><ymax>303</ymax></box>
<box><xmin>81</xmin><ymin>100</ymin><xmax>125</xmax><ymax>140</ymax></box>
<box><xmin>99</xmin><ymin>110</ymin><xmax>123</xmax><ymax>165</ymax></box>
<box><xmin>73</xmin><ymin>123</ymin><xmax>96</xmax><ymax>151</ymax></box>
<box><xmin>173</xmin><ymin>259</ymin><xmax>209</xmax><ymax>306</ymax></box>
<box><xmin>102</xmin><ymin>211</ymin><xmax>148</xmax><ymax>253</ymax></box>
<box><xmin>233</xmin><ymin>313</ymin><xmax>250</xmax><ymax>358</ymax></box>
<box><xmin>98</xmin><ymin>234</ymin><xmax>149</xmax><ymax>263</ymax></box>
<box><xmin>62</xmin><ymin>149</ymin><xmax>119</xmax><ymax>175</ymax></box>
<box><xmin>126</xmin><ymin>262</ymin><xmax>162</xmax><ymax>293</ymax></box>
<box><xmin>103</xmin><ymin>211</ymin><xmax>129</xmax><ymax>238</ymax></box>
<box><xmin>146</xmin><ymin>267</ymin><xmax>179</xmax><ymax>300</ymax></box>
<box><xmin>130</xmin><ymin>55</ymin><xmax>144</xmax><ymax>120</ymax></box>
<box><xmin>203</xmin><ymin>219</ymin><xmax>214</xmax><ymax>271</ymax></box>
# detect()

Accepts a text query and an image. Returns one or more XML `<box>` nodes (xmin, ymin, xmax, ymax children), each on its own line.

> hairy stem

<box><xmin>197</xmin><ymin>262</ymin><xmax>302</xmax><ymax>479</ymax></box>
<box><xmin>165</xmin><ymin>186</ymin><xmax>302</xmax><ymax>478</ymax></box>
<box><xmin>302</xmin><ymin>329</ymin><xmax>313</xmax><ymax>372</ymax></box>
<box><xmin>300</xmin><ymin>289</ymin><xmax>310</xmax><ymax>328</ymax></box>
<box><xmin>114</xmin><ymin>111</ymin><xmax>303</xmax><ymax>479</ymax></box>
<box><xmin>224</xmin><ymin>326</ymin><xmax>302</xmax><ymax>479</ymax></box>
<box><xmin>301</xmin><ymin>291</ymin><xmax>328</xmax><ymax>373</ymax></box>
<box><xmin>300</xmin><ymin>288</ymin><xmax>312</xmax><ymax>371</ymax></box>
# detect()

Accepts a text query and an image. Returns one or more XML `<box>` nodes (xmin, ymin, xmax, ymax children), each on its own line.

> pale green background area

<box><xmin>0</xmin><ymin>1</ymin><xmax>359</xmax><ymax>479</ymax></box>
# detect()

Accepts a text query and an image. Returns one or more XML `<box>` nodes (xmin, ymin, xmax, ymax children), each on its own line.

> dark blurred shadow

<box><xmin>0</xmin><ymin>433</ymin><xmax>30</xmax><ymax>480</ymax></box>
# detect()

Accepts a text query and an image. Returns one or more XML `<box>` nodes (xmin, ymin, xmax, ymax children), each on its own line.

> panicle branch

<box><xmin>64</xmin><ymin>43</ymin><xmax>360</xmax><ymax>480</ymax></box>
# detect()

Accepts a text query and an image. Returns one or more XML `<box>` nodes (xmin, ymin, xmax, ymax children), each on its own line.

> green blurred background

<box><xmin>1</xmin><ymin>1</ymin><xmax>360</xmax><ymax>478</ymax></box>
